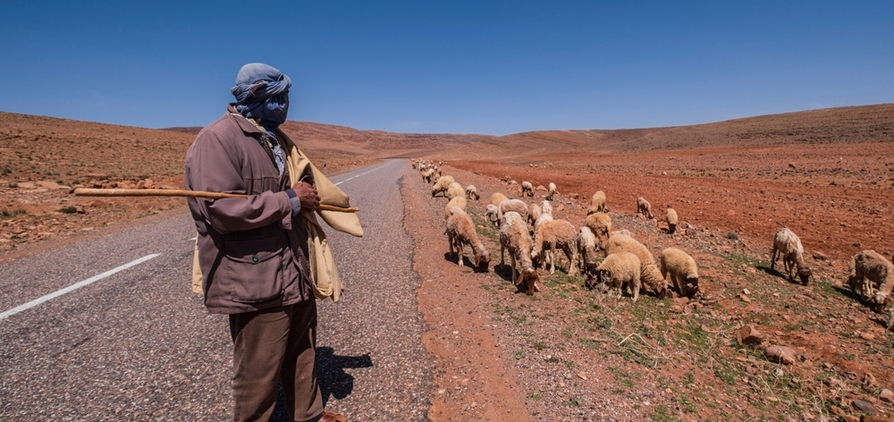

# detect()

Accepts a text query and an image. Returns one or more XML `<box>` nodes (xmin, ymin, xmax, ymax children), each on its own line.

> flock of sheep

<box><xmin>414</xmin><ymin>159</ymin><xmax>894</xmax><ymax>328</ymax></box>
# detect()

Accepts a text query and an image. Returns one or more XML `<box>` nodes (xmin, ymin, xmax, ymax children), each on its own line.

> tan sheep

<box><xmin>465</xmin><ymin>185</ymin><xmax>480</xmax><ymax>200</ymax></box>
<box><xmin>446</xmin><ymin>182</ymin><xmax>465</xmax><ymax>200</ymax></box>
<box><xmin>665</xmin><ymin>205</ymin><xmax>679</xmax><ymax>234</ymax></box>
<box><xmin>500</xmin><ymin>211</ymin><xmax>540</xmax><ymax>295</ymax></box>
<box><xmin>490</xmin><ymin>192</ymin><xmax>509</xmax><ymax>208</ymax></box>
<box><xmin>421</xmin><ymin>168</ymin><xmax>435</xmax><ymax>183</ymax></box>
<box><xmin>484</xmin><ymin>204</ymin><xmax>501</xmax><ymax>227</ymax></box>
<box><xmin>659</xmin><ymin>247</ymin><xmax>699</xmax><ymax>298</ymax></box>
<box><xmin>527</xmin><ymin>202</ymin><xmax>542</xmax><ymax>227</ymax></box>
<box><xmin>584</xmin><ymin>212</ymin><xmax>612</xmax><ymax>246</ymax></box>
<box><xmin>533</xmin><ymin>212</ymin><xmax>554</xmax><ymax>234</ymax></box>
<box><xmin>604</xmin><ymin>233</ymin><xmax>668</xmax><ymax>298</ymax></box>
<box><xmin>636</xmin><ymin>197</ymin><xmax>654</xmax><ymax>219</ymax></box>
<box><xmin>531</xmin><ymin>219</ymin><xmax>579</xmax><ymax>275</ymax></box>
<box><xmin>848</xmin><ymin>250</ymin><xmax>894</xmax><ymax>312</ymax></box>
<box><xmin>540</xmin><ymin>199</ymin><xmax>553</xmax><ymax>216</ymax></box>
<box><xmin>587</xmin><ymin>251</ymin><xmax>642</xmax><ymax>302</ymax></box>
<box><xmin>444</xmin><ymin>196</ymin><xmax>467</xmax><ymax>219</ymax></box>
<box><xmin>431</xmin><ymin>175</ymin><xmax>456</xmax><ymax>197</ymax></box>
<box><xmin>771</xmin><ymin>227</ymin><xmax>812</xmax><ymax>285</ymax></box>
<box><xmin>587</xmin><ymin>190</ymin><xmax>606</xmax><ymax>215</ymax></box>
<box><xmin>499</xmin><ymin>198</ymin><xmax>528</xmax><ymax>222</ymax></box>
<box><xmin>521</xmin><ymin>181</ymin><xmax>534</xmax><ymax>197</ymax></box>
<box><xmin>576</xmin><ymin>226</ymin><xmax>599</xmax><ymax>270</ymax></box>
<box><xmin>546</xmin><ymin>182</ymin><xmax>558</xmax><ymax>200</ymax></box>
<box><xmin>446</xmin><ymin>207</ymin><xmax>490</xmax><ymax>271</ymax></box>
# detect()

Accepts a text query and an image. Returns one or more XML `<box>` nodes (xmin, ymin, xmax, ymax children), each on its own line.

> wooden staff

<box><xmin>73</xmin><ymin>188</ymin><xmax>360</xmax><ymax>213</ymax></box>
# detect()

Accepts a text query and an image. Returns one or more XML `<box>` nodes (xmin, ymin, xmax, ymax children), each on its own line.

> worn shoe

<box><xmin>319</xmin><ymin>411</ymin><xmax>347</xmax><ymax>422</ymax></box>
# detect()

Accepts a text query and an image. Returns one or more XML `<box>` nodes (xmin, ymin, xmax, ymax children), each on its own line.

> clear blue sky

<box><xmin>2</xmin><ymin>1</ymin><xmax>892</xmax><ymax>135</ymax></box>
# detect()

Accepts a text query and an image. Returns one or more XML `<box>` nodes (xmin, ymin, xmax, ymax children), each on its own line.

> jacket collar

<box><xmin>226</xmin><ymin>104</ymin><xmax>263</xmax><ymax>135</ymax></box>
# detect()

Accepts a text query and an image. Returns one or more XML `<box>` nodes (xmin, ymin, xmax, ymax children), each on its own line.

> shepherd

<box><xmin>185</xmin><ymin>63</ymin><xmax>359</xmax><ymax>422</ymax></box>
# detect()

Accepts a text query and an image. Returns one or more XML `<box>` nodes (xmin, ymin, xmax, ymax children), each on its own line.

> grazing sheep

<box><xmin>533</xmin><ymin>212</ymin><xmax>553</xmax><ymax>233</ymax></box>
<box><xmin>499</xmin><ymin>211</ymin><xmax>540</xmax><ymax>295</ymax></box>
<box><xmin>540</xmin><ymin>199</ymin><xmax>553</xmax><ymax>216</ymax></box>
<box><xmin>586</xmin><ymin>252</ymin><xmax>642</xmax><ymax>302</ymax></box>
<box><xmin>584</xmin><ymin>212</ymin><xmax>612</xmax><ymax>246</ymax></box>
<box><xmin>521</xmin><ymin>181</ymin><xmax>534</xmax><ymax>197</ymax></box>
<box><xmin>636</xmin><ymin>197</ymin><xmax>654</xmax><ymax>219</ymax></box>
<box><xmin>531</xmin><ymin>219</ymin><xmax>579</xmax><ymax>275</ymax></box>
<box><xmin>444</xmin><ymin>196</ymin><xmax>468</xmax><ymax>219</ymax></box>
<box><xmin>446</xmin><ymin>182</ymin><xmax>465</xmax><ymax>200</ymax></box>
<box><xmin>576</xmin><ymin>226</ymin><xmax>599</xmax><ymax>270</ymax></box>
<box><xmin>490</xmin><ymin>192</ymin><xmax>509</xmax><ymax>208</ymax></box>
<box><xmin>587</xmin><ymin>191</ymin><xmax>606</xmax><ymax>215</ymax></box>
<box><xmin>659</xmin><ymin>247</ymin><xmax>699</xmax><ymax>298</ymax></box>
<box><xmin>499</xmin><ymin>198</ymin><xmax>529</xmax><ymax>222</ymax></box>
<box><xmin>465</xmin><ymin>185</ymin><xmax>480</xmax><ymax>200</ymax></box>
<box><xmin>446</xmin><ymin>207</ymin><xmax>490</xmax><ymax>271</ymax></box>
<box><xmin>546</xmin><ymin>182</ymin><xmax>557</xmax><ymax>200</ymax></box>
<box><xmin>665</xmin><ymin>205</ymin><xmax>679</xmax><ymax>234</ymax></box>
<box><xmin>484</xmin><ymin>204</ymin><xmax>501</xmax><ymax>227</ymax></box>
<box><xmin>848</xmin><ymin>250</ymin><xmax>894</xmax><ymax>311</ymax></box>
<box><xmin>527</xmin><ymin>203</ymin><xmax>542</xmax><ymax>227</ymax></box>
<box><xmin>604</xmin><ymin>233</ymin><xmax>668</xmax><ymax>298</ymax></box>
<box><xmin>771</xmin><ymin>227</ymin><xmax>812</xmax><ymax>285</ymax></box>
<box><xmin>431</xmin><ymin>175</ymin><xmax>456</xmax><ymax>197</ymax></box>
<box><xmin>421</xmin><ymin>168</ymin><xmax>435</xmax><ymax>183</ymax></box>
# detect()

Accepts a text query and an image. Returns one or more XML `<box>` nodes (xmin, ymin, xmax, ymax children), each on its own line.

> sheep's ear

<box><xmin>515</xmin><ymin>272</ymin><xmax>525</xmax><ymax>286</ymax></box>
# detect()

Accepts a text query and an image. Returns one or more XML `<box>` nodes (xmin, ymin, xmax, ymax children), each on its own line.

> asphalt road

<box><xmin>0</xmin><ymin>159</ymin><xmax>432</xmax><ymax>421</ymax></box>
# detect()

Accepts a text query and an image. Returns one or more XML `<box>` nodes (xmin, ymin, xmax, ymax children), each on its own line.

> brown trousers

<box><xmin>229</xmin><ymin>300</ymin><xmax>323</xmax><ymax>422</ymax></box>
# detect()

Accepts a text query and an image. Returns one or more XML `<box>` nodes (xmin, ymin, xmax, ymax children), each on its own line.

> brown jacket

<box><xmin>185</xmin><ymin>106</ymin><xmax>313</xmax><ymax>314</ymax></box>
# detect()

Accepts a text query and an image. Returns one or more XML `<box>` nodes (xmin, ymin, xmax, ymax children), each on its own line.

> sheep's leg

<box><xmin>770</xmin><ymin>246</ymin><xmax>779</xmax><ymax>270</ymax></box>
<box><xmin>500</xmin><ymin>244</ymin><xmax>505</xmax><ymax>267</ymax></box>
<box><xmin>457</xmin><ymin>241</ymin><xmax>465</xmax><ymax>267</ymax></box>
<box><xmin>511</xmin><ymin>254</ymin><xmax>519</xmax><ymax>285</ymax></box>
<box><xmin>448</xmin><ymin>234</ymin><xmax>456</xmax><ymax>258</ymax></box>
<box><xmin>566</xmin><ymin>246</ymin><xmax>578</xmax><ymax>276</ymax></box>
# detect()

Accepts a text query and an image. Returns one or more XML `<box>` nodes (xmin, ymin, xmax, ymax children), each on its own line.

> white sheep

<box><xmin>521</xmin><ymin>181</ymin><xmax>534</xmax><ymax>197</ymax></box>
<box><xmin>584</xmin><ymin>212</ymin><xmax>612</xmax><ymax>246</ymax></box>
<box><xmin>444</xmin><ymin>196</ymin><xmax>467</xmax><ymax>219</ymax></box>
<box><xmin>604</xmin><ymin>233</ymin><xmax>668</xmax><ymax>298</ymax></box>
<box><xmin>527</xmin><ymin>203</ymin><xmax>542</xmax><ymax>227</ymax></box>
<box><xmin>659</xmin><ymin>247</ymin><xmax>699</xmax><ymax>298</ymax></box>
<box><xmin>540</xmin><ymin>199</ymin><xmax>553</xmax><ymax>216</ymax></box>
<box><xmin>665</xmin><ymin>205</ymin><xmax>679</xmax><ymax>234</ymax></box>
<box><xmin>636</xmin><ymin>197</ymin><xmax>654</xmax><ymax>219</ymax></box>
<box><xmin>586</xmin><ymin>251</ymin><xmax>642</xmax><ymax>302</ymax></box>
<box><xmin>446</xmin><ymin>182</ymin><xmax>465</xmax><ymax>200</ymax></box>
<box><xmin>498</xmin><ymin>198</ymin><xmax>528</xmax><ymax>222</ymax></box>
<box><xmin>421</xmin><ymin>168</ymin><xmax>435</xmax><ymax>183</ymax></box>
<box><xmin>431</xmin><ymin>175</ymin><xmax>456</xmax><ymax>197</ymax></box>
<box><xmin>771</xmin><ymin>227</ymin><xmax>812</xmax><ymax>285</ymax></box>
<box><xmin>849</xmin><ymin>250</ymin><xmax>894</xmax><ymax>312</ymax></box>
<box><xmin>546</xmin><ymin>182</ymin><xmax>557</xmax><ymax>200</ymax></box>
<box><xmin>533</xmin><ymin>212</ymin><xmax>554</xmax><ymax>234</ymax></box>
<box><xmin>531</xmin><ymin>219</ymin><xmax>579</xmax><ymax>275</ymax></box>
<box><xmin>576</xmin><ymin>226</ymin><xmax>599</xmax><ymax>270</ymax></box>
<box><xmin>499</xmin><ymin>211</ymin><xmax>540</xmax><ymax>295</ymax></box>
<box><xmin>446</xmin><ymin>207</ymin><xmax>490</xmax><ymax>271</ymax></box>
<box><xmin>490</xmin><ymin>192</ymin><xmax>509</xmax><ymax>208</ymax></box>
<box><xmin>484</xmin><ymin>204</ymin><xmax>501</xmax><ymax>228</ymax></box>
<box><xmin>465</xmin><ymin>185</ymin><xmax>480</xmax><ymax>200</ymax></box>
<box><xmin>587</xmin><ymin>190</ymin><xmax>606</xmax><ymax>215</ymax></box>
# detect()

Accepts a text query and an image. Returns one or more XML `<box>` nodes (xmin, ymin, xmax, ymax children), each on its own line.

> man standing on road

<box><xmin>185</xmin><ymin>63</ymin><xmax>346</xmax><ymax>422</ymax></box>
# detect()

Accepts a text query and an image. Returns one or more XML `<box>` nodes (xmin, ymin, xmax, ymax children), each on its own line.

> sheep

<box><xmin>848</xmin><ymin>250</ymin><xmax>894</xmax><ymax>312</ymax></box>
<box><xmin>521</xmin><ymin>181</ymin><xmax>534</xmax><ymax>197</ymax></box>
<box><xmin>421</xmin><ymin>168</ymin><xmax>435</xmax><ymax>183</ymax></box>
<box><xmin>604</xmin><ymin>233</ymin><xmax>668</xmax><ymax>298</ymax></box>
<box><xmin>770</xmin><ymin>227</ymin><xmax>812</xmax><ymax>285</ymax></box>
<box><xmin>484</xmin><ymin>204</ymin><xmax>501</xmax><ymax>227</ymax></box>
<box><xmin>499</xmin><ymin>211</ymin><xmax>540</xmax><ymax>295</ymax></box>
<box><xmin>584</xmin><ymin>212</ymin><xmax>612</xmax><ymax>246</ymax></box>
<box><xmin>531</xmin><ymin>219</ymin><xmax>579</xmax><ymax>275</ymax></box>
<box><xmin>576</xmin><ymin>226</ymin><xmax>599</xmax><ymax>271</ymax></box>
<box><xmin>446</xmin><ymin>207</ymin><xmax>490</xmax><ymax>271</ymax></box>
<box><xmin>498</xmin><ymin>198</ymin><xmax>528</xmax><ymax>222</ymax></box>
<box><xmin>585</xmin><ymin>251</ymin><xmax>642</xmax><ymax>302</ymax></box>
<box><xmin>431</xmin><ymin>175</ymin><xmax>456</xmax><ymax>197</ymax></box>
<box><xmin>465</xmin><ymin>185</ymin><xmax>480</xmax><ymax>201</ymax></box>
<box><xmin>659</xmin><ymin>247</ymin><xmax>699</xmax><ymax>298</ymax></box>
<box><xmin>533</xmin><ymin>212</ymin><xmax>554</xmax><ymax>234</ymax></box>
<box><xmin>444</xmin><ymin>196</ymin><xmax>467</xmax><ymax>219</ymax></box>
<box><xmin>587</xmin><ymin>191</ymin><xmax>606</xmax><ymax>215</ymax></box>
<box><xmin>446</xmin><ymin>182</ymin><xmax>465</xmax><ymax>200</ymax></box>
<box><xmin>490</xmin><ymin>192</ymin><xmax>509</xmax><ymax>208</ymax></box>
<box><xmin>527</xmin><ymin>203</ymin><xmax>542</xmax><ymax>227</ymax></box>
<box><xmin>665</xmin><ymin>205</ymin><xmax>679</xmax><ymax>234</ymax></box>
<box><xmin>540</xmin><ymin>199</ymin><xmax>553</xmax><ymax>216</ymax></box>
<box><xmin>636</xmin><ymin>197</ymin><xmax>654</xmax><ymax>219</ymax></box>
<box><xmin>546</xmin><ymin>182</ymin><xmax>557</xmax><ymax>200</ymax></box>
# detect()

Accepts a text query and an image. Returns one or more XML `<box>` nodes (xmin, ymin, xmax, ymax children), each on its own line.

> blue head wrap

<box><xmin>231</xmin><ymin>63</ymin><xmax>292</xmax><ymax>136</ymax></box>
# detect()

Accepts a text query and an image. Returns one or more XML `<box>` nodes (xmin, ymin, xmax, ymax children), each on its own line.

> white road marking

<box><xmin>0</xmin><ymin>253</ymin><xmax>161</xmax><ymax>322</ymax></box>
<box><xmin>333</xmin><ymin>160</ymin><xmax>398</xmax><ymax>186</ymax></box>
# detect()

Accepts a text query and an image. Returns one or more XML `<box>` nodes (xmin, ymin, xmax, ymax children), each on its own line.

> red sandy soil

<box><xmin>2</xmin><ymin>105</ymin><xmax>894</xmax><ymax>421</ymax></box>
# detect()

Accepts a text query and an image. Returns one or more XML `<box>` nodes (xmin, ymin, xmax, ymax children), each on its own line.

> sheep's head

<box><xmin>874</xmin><ymin>291</ymin><xmax>891</xmax><ymax>313</ymax></box>
<box><xmin>797</xmin><ymin>267</ymin><xmax>812</xmax><ymax>286</ymax></box>
<box><xmin>474</xmin><ymin>253</ymin><xmax>490</xmax><ymax>273</ymax></box>
<box><xmin>517</xmin><ymin>268</ymin><xmax>540</xmax><ymax>295</ymax></box>
<box><xmin>683</xmin><ymin>276</ymin><xmax>700</xmax><ymax>298</ymax></box>
<box><xmin>583</xmin><ymin>262</ymin><xmax>602</xmax><ymax>290</ymax></box>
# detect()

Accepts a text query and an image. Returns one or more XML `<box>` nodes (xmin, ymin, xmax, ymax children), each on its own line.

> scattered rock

<box><xmin>736</xmin><ymin>325</ymin><xmax>763</xmax><ymax>346</ymax></box>
<box><xmin>851</xmin><ymin>399</ymin><xmax>875</xmax><ymax>414</ymax></box>
<box><xmin>765</xmin><ymin>345</ymin><xmax>796</xmax><ymax>364</ymax></box>
<box><xmin>880</xmin><ymin>389</ymin><xmax>893</xmax><ymax>403</ymax></box>
<box><xmin>812</xmin><ymin>250</ymin><xmax>828</xmax><ymax>260</ymax></box>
